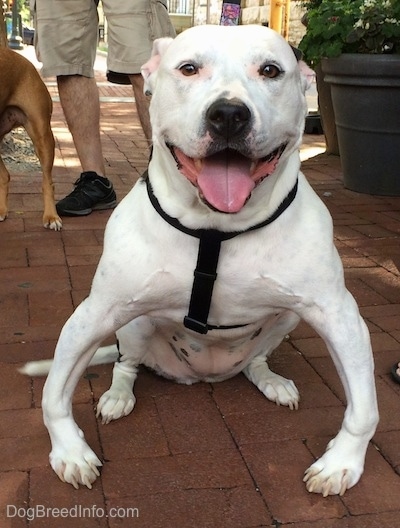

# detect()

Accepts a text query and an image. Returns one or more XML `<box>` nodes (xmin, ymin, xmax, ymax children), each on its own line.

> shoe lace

<box><xmin>70</xmin><ymin>173</ymin><xmax>98</xmax><ymax>196</ymax></box>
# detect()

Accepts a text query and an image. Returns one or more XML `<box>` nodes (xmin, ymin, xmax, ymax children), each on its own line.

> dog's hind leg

<box><xmin>0</xmin><ymin>153</ymin><xmax>10</xmax><ymax>221</ymax></box>
<box><xmin>0</xmin><ymin>111</ymin><xmax>13</xmax><ymax>221</ymax></box>
<box><xmin>96</xmin><ymin>360</ymin><xmax>138</xmax><ymax>425</ymax></box>
<box><xmin>244</xmin><ymin>311</ymin><xmax>301</xmax><ymax>409</ymax></box>
<box><xmin>96</xmin><ymin>316</ymin><xmax>155</xmax><ymax>424</ymax></box>
<box><xmin>0</xmin><ymin>123</ymin><xmax>12</xmax><ymax>221</ymax></box>
<box><xmin>244</xmin><ymin>356</ymin><xmax>300</xmax><ymax>410</ymax></box>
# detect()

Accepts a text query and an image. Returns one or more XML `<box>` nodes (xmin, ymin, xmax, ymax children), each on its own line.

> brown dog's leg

<box><xmin>24</xmin><ymin>93</ymin><xmax>62</xmax><ymax>231</ymax></box>
<box><xmin>24</xmin><ymin>118</ymin><xmax>62</xmax><ymax>231</ymax></box>
<box><xmin>0</xmin><ymin>151</ymin><xmax>10</xmax><ymax>221</ymax></box>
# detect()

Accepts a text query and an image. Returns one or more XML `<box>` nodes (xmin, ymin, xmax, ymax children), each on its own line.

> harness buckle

<box><xmin>193</xmin><ymin>269</ymin><xmax>217</xmax><ymax>283</ymax></box>
<box><xmin>183</xmin><ymin>316</ymin><xmax>209</xmax><ymax>334</ymax></box>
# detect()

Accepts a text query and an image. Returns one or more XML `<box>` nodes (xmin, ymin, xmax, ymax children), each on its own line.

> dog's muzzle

<box><xmin>167</xmin><ymin>97</ymin><xmax>288</xmax><ymax>214</ymax></box>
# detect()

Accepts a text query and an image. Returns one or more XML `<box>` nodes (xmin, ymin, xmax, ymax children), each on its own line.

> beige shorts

<box><xmin>34</xmin><ymin>0</ymin><xmax>175</xmax><ymax>77</ymax></box>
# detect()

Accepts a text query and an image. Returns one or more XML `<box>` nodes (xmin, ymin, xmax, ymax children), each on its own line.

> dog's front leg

<box><xmin>42</xmin><ymin>297</ymin><xmax>132</xmax><ymax>488</ymax></box>
<box><xmin>24</xmin><ymin>119</ymin><xmax>62</xmax><ymax>230</ymax></box>
<box><xmin>302</xmin><ymin>290</ymin><xmax>378</xmax><ymax>496</ymax></box>
<box><xmin>96</xmin><ymin>317</ymin><xmax>155</xmax><ymax>424</ymax></box>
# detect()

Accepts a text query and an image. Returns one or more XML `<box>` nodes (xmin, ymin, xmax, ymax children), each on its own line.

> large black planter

<box><xmin>315</xmin><ymin>63</ymin><xmax>339</xmax><ymax>155</ymax></box>
<box><xmin>322</xmin><ymin>54</ymin><xmax>400</xmax><ymax>195</ymax></box>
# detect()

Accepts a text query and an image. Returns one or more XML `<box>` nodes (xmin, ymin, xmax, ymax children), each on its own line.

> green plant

<box><xmin>299</xmin><ymin>0</ymin><xmax>400</xmax><ymax>66</ymax></box>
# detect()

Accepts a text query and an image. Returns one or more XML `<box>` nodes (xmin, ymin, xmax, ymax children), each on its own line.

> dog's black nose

<box><xmin>206</xmin><ymin>98</ymin><xmax>251</xmax><ymax>139</ymax></box>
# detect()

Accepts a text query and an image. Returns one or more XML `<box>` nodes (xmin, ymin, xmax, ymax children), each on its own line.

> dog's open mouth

<box><xmin>170</xmin><ymin>144</ymin><xmax>287</xmax><ymax>213</ymax></box>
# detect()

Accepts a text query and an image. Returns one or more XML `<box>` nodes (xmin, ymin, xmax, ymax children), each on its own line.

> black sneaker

<box><xmin>56</xmin><ymin>172</ymin><xmax>117</xmax><ymax>216</ymax></box>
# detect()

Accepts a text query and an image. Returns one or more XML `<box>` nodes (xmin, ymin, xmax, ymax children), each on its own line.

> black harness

<box><xmin>145</xmin><ymin>172</ymin><xmax>298</xmax><ymax>334</ymax></box>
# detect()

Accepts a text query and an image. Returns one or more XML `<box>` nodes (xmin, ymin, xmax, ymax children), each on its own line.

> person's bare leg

<box><xmin>57</xmin><ymin>75</ymin><xmax>106</xmax><ymax>176</ymax></box>
<box><xmin>129</xmin><ymin>73</ymin><xmax>151</xmax><ymax>144</ymax></box>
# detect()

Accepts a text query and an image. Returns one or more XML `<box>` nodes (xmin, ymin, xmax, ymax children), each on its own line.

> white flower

<box><xmin>385</xmin><ymin>18</ymin><xmax>400</xmax><ymax>25</ymax></box>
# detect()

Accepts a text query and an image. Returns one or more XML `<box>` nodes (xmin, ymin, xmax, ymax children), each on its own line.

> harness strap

<box><xmin>145</xmin><ymin>172</ymin><xmax>298</xmax><ymax>334</ymax></box>
<box><xmin>184</xmin><ymin>231</ymin><xmax>222</xmax><ymax>334</ymax></box>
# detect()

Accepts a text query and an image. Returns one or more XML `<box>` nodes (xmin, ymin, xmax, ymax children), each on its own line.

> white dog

<box><xmin>21</xmin><ymin>25</ymin><xmax>378</xmax><ymax>495</ymax></box>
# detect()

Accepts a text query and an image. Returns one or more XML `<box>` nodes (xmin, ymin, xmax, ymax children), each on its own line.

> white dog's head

<box><xmin>142</xmin><ymin>25</ymin><xmax>313</xmax><ymax>215</ymax></box>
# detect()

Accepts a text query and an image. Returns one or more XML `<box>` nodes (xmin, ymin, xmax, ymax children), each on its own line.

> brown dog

<box><xmin>0</xmin><ymin>47</ymin><xmax>61</xmax><ymax>230</ymax></box>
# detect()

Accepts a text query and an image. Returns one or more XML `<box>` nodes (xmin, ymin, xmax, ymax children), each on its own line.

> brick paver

<box><xmin>0</xmin><ymin>47</ymin><xmax>400</xmax><ymax>527</ymax></box>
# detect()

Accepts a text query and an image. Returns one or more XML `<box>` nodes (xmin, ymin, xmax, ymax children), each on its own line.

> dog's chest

<box><xmin>127</xmin><ymin>224</ymin><xmax>302</xmax><ymax>332</ymax></box>
<box><xmin>141</xmin><ymin>241</ymin><xmax>299</xmax><ymax>383</ymax></box>
<box><xmin>141</xmin><ymin>251</ymin><xmax>295</xmax><ymax>325</ymax></box>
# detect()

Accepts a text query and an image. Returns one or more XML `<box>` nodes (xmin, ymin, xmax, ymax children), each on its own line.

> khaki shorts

<box><xmin>34</xmin><ymin>0</ymin><xmax>175</xmax><ymax>77</ymax></box>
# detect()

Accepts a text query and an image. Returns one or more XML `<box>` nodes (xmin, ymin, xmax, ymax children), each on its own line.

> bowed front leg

<box><xmin>302</xmin><ymin>291</ymin><xmax>378</xmax><ymax>496</ymax></box>
<box><xmin>42</xmin><ymin>295</ymin><xmax>137</xmax><ymax>488</ymax></box>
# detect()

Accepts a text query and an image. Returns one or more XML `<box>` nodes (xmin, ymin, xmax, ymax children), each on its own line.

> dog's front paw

<box><xmin>44</xmin><ymin>215</ymin><xmax>62</xmax><ymax>231</ymax></box>
<box><xmin>303</xmin><ymin>432</ymin><xmax>366</xmax><ymax>496</ymax></box>
<box><xmin>50</xmin><ymin>441</ymin><xmax>102</xmax><ymax>489</ymax></box>
<box><xmin>96</xmin><ymin>389</ymin><xmax>136</xmax><ymax>424</ymax></box>
<box><xmin>303</xmin><ymin>461</ymin><xmax>358</xmax><ymax>497</ymax></box>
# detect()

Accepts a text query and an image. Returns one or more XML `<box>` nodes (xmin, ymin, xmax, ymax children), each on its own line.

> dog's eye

<box><xmin>260</xmin><ymin>64</ymin><xmax>281</xmax><ymax>79</ymax></box>
<box><xmin>178</xmin><ymin>63</ymin><xmax>199</xmax><ymax>76</ymax></box>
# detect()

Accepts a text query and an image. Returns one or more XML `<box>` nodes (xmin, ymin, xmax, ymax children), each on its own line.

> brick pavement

<box><xmin>1</xmin><ymin>49</ymin><xmax>400</xmax><ymax>528</ymax></box>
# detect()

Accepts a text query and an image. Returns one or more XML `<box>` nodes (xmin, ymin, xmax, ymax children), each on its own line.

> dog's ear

<box><xmin>141</xmin><ymin>37</ymin><xmax>174</xmax><ymax>95</ymax></box>
<box><xmin>289</xmin><ymin>45</ymin><xmax>314</xmax><ymax>91</ymax></box>
<box><xmin>290</xmin><ymin>45</ymin><xmax>302</xmax><ymax>61</ymax></box>
<box><xmin>298</xmin><ymin>60</ymin><xmax>315</xmax><ymax>91</ymax></box>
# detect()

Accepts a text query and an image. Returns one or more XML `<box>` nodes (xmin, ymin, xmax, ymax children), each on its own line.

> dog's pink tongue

<box><xmin>197</xmin><ymin>153</ymin><xmax>255</xmax><ymax>213</ymax></box>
